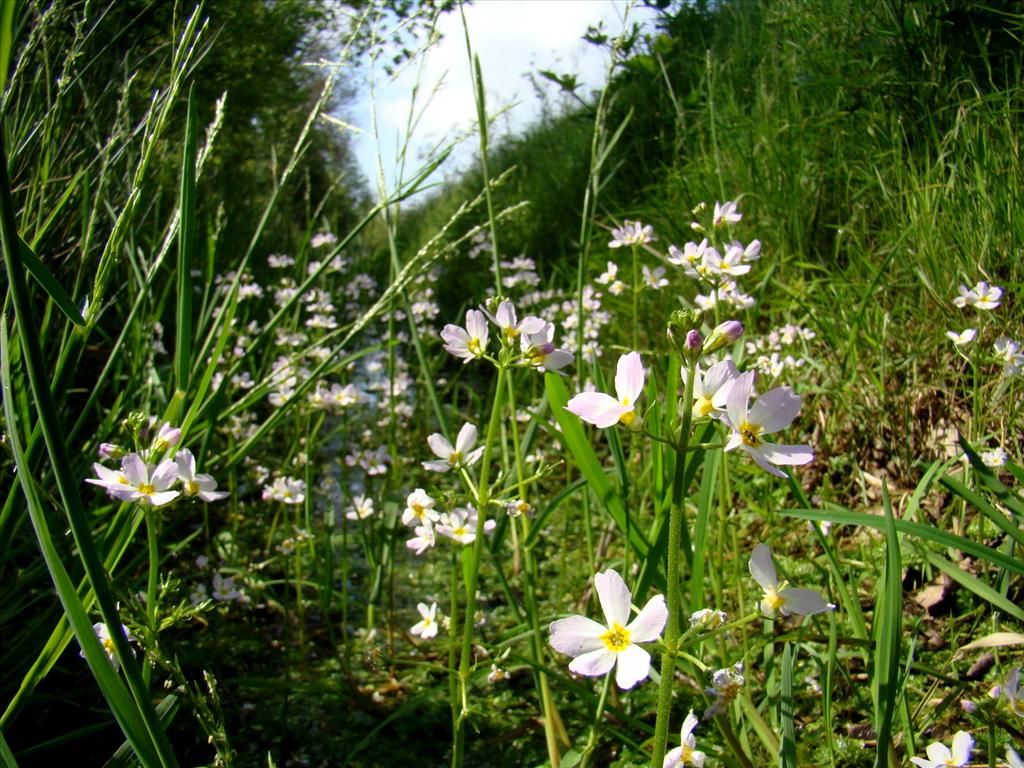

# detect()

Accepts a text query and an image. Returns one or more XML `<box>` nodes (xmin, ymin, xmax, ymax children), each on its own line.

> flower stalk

<box><xmin>650</xmin><ymin>351</ymin><xmax>699</xmax><ymax>767</ymax></box>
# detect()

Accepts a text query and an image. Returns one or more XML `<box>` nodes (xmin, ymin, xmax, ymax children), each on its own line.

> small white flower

<box><xmin>440</xmin><ymin>309</ymin><xmax>489</xmax><ymax>363</ymax></box>
<box><xmin>689</xmin><ymin>609</ymin><xmax>727</xmax><ymax>631</ymax></box>
<box><xmin>749</xmin><ymin>543</ymin><xmax>833</xmax><ymax>617</ymax></box>
<box><xmin>80</xmin><ymin>622</ymin><xmax>134</xmax><ymax>670</ymax></box>
<box><xmin>683</xmin><ymin>359</ymin><xmax>738</xmax><ymax>420</ymax></box>
<box><xmin>663</xmin><ymin>710</ymin><xmax>706</xmax><ymax>767</ymax></box>
<box><xmin>979</xmin><ymin>446</ymin><xmax>1008</xmax><ymax>468</ymax></box>
<box><xmin>402</xmin><ymin>489</ymin><xmax>440</xmax><ymax>528</ymax></box>
<box><xmin>642</xmin><ymin>264</ymin><xmax>669</xmax><ymax>290</ymax></box>
<box><xmin>87</xmin><ymin>454</ymin><xmax>180</xmax><ymax>507</ymax></box>
<box><xmin>910</xmin><ymin>731</ymin><xmax>973</xmax><ymax>768</ymax></box>
<box><xmin>723</xmin><ymin>371</ymin><xmax>813</xmax><ymax>477</ymax></box>
<box><xmin>406</xmin><ymin>525</ymin><xmax>436</xmax><ymax>555</ymax></box>
<box><xmin>346</xmin><ymin>494</ymin><xmax>375</xmax><ymax>520</ymax></box>
<box><xmin>609</xmin><ymin>220</ymin><xmax>655</xmax><ymax>248</ymax></box>
<box><xmin>945</xmin><ymin>328</ymin><xmax>977</xmax><ymax>346</ymax></box>
<box><xmin>422</xmin><ymin>423</ymin><xmax>484</xmax><ymax>473</ymax></box>
<box><xmin>175</xmin><ymin>449</ymin><xmax>229</xmax><ymax>502</ymax></box>
<box><xmin>1008</xmin><ymin>747</ymin><xmax>1024</xmax><ymax>768</ymax></box>
<box><xmin>704</xmin><ymin>662</ymin><xmax>744</xmax><ymax>717</ymax></box>
<box><xmin>566</xmin><ymin>351</ymin><xmax>644</xmax><ymax>429</ymax></box>
<box><xmin>411</xmin><ymin>602</ymin><xmax>439</xmax><ymax>639</ymax></box>
<box><xmin>712</xmin><ymin>200</ymin><xmax>742</xmax><ymax>227</ymax></box>
<box><xmin>1002</xmin><ymin>667</ymin><xmax>1024</xmax><ymax>718</ymax></box>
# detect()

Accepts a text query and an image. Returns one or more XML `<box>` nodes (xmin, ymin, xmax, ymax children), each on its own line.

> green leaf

<box><xmin>560</xmin><ymin>749</ymin><xmax>583</xmax><ymax>767</ymax></box>
<box><xmin>545</xmin><ymin>372</ymin><xmax>649</xmax><ymax>559</ymax></box>
<box><xmin>779</xmin><ymin>643</ymin><xmax>798</xmax><ymax>768</ymax></box>
<box><xmin>175</xmin><ymin>84</ymin><xmax>198</xmax><ymax>393</ymax></box>
<box><xmin>872</xmin><ymin>483</ymin><xmax>902</xmax><ymax>768</ymax></box>
<box><xmin>19</xmin><ymin>237</ymin><xmax>85</xmax><ymax>327</ymax></box>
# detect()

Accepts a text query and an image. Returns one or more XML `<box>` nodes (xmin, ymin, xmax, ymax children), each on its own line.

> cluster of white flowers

<box><xmin>948</xmin><ymin>278</ymin><xmax>1021</xmax><ymax>374</ymax></box>
<box><xmin>661</xmin><ymin>199</ymin><xmax>759</xmax><ymax>311</ymax></box>
<box><xmin>744</xmin><ymin>323</ymin><xmax>816</xmax><ymax>379</ymax></box>
<box><xmin>440</xmin><ymin>300</ymin><xmax>573</xmax><ymax>373</ymax></box>
<box><xmin>401</xmin><ymin>488</ymin><xmax>496</xmax><ymax>555</ymax></box>
<box><xmin>261</xmin><ymin>476</ymin><xmax>305</xmax><ymax>505</ymax></box>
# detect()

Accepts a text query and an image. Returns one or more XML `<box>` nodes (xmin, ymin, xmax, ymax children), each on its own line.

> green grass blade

<box><xmin>779</xmin><ymin>642</ymin><xmax>797</xmax><ymax>768</ymax></box>
<box><xmin>0</xmin><ymin>728</ymin><xmax>19</xmax><ymax>768</ymax></box>
<box><xmin>915</xmin><ymin>544</ymin><xmax>1024</xmax><ymax>622</ymax></box>
<box><xmin>939</xmin><ymin>471</ymin><xmax>1024</xmax><ymax>549</ymax></box>
<box><xmin>1</xmin><ymin>321</ymin><xmax>160</xmax><ymax>768</ymax></box>
<box><xmin>545</xmin><ymin>372</ymin><xmax>649</xmax><ymax>559</ymax></box>
<box><xmin>175</xmin><ymin>84</ymin><xmax>197</xmax><ymax>395</ymax></box>
<box><xmin>873</xmin><ymin>482</ymin><xmax>901</xmax><ymax>768</ymax></box>
<box><xmin>18</xmin><ymin>237</ymin><xmax>85</xmax><ymax>326</ymax></box>
<box><xmin>0</xmin><ymin>134</ymin><xmax>178</xmax><ymax>767</ymax></box>
<box><xmin>783</xmin><ymin>505</ymin><xmax>1024</xmax><ymax>579</ymax></box>
<box><xmin>955</xmin><ymin>436</ymin><xmax>1024</xmax><ymax>519</ymax></box>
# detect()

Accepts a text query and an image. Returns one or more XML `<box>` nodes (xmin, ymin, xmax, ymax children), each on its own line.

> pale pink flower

<box><xmin>565</xmin><ymin>351</ymin><xmax>644</xmax><ymax>428</ymax></box>
<box><xmin>723</xmin><ymin>371</ymin><xmax>813</xmax><ymax>477</ymax></box>
<box><xmin>548</xmin><ymin>569</ymin><xmax>667</xmax><ymax>689</ymax></box>
<box><xmin>441</xmin><ymin>309</ymin><xmax>489</xmax><ymax>362</ymax></box>
<box><xmin>910</xmin><ymin>731</ymin><xmax>973</xmax><ymax>768</ymax></box>
<box><xmin>749</xmin><ymin>543</ymin><xmax>833</xmax><ymax>617</ymax></box>
<box><xmin>422</xmin><ymin>423</ymin><xmax>484</xmax><ymax>473</ymax></box>
<box><xmin>175</xmin><ymin>449</ymin><xmax>228</xmax><ymax>502</ymax></box>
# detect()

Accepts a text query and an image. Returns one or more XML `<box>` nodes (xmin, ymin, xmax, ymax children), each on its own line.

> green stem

<box><xmin>650</xmin><ymin>354</ymin><xmax>698</xmax><ymax>768</ymax></box>
<box><xmin>144</xmin><ymin>509</ymin><xmax>160</xmax><ymax>687</ymax></box>
<box><xmin>580</xmin><ymin>673</ymin><xmax>614</xmax><ymax>768</ymax></box>
<box><xmin>453</xmin><ymin>364</ymin><xmax>507</xmax><ymax>766</ymax></box>
<box><xmin>505</xmin><ymin>372</ymin><xmax>561</xmax><ymax>768</ymax></box>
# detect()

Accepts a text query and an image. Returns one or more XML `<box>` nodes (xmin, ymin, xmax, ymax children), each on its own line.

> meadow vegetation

<box><xmin>0</xmin><ymin>1</ymin><xmax>1022</xmax><ymax>767</ymax></box>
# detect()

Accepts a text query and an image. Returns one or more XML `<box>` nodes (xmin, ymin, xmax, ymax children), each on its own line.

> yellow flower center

<box><xmin>468</xmin><ymin>337</ymin><xmax>483</xmax><ymax>355</ymax></box>
<box><xmin>619</xmin><ymin>411</ymin><xmax>636</xmax><ymax>426</ymax></box>
<box><xmin>186</xmin><ymin>480</ymin><xmax>200</xmax><ymax>495</ymax></box>
<box><xmin>600</xmin><ymin>622</ymin><xmax>631</xmax><ymax>652</ymax></box>
<box><xmin>412</xmin><ymin>503</ymin><xmax>426</xmax><ymax>518</ymax></box>
<box><xmin>453</xmin><ymin>526</ymin><xmax>468</xmax><ymax>538</ymax></box>
<box><xmin>762</xmin><ymin>587</ymin><xmax>786</xmax><ymax>612</ymax></box>
<box><xmin>739</xmin><ymin>420</ymin><xmax>762</xmax><ymax>447</ymax></box>
<box><xmin>102</xmin><ymin>636</ymin><xmax>116</xmax><ymax>655</ymax></box>
<box><xmin>448</xmin><ymin>451</ymin><xmax>462</xmax><ymax>464</ymax></box>
<box><xmin>138</xmin><ymin>483</ymin><xmax>156</xmax><ymax>496</ymax></box>
<box><xmin>694</xmin><ymin>395</ymin><xmax>714</xmax><ymax>416</ymax></box>
<box><xmin>529</xmin><ymin>351</ymin><xmax>546</xmax><ymax>366</ymax></box>
<box><xmin>503</xmin><ymin>327</ymin><xmax>519</xmax><ymax>340</ymax></box>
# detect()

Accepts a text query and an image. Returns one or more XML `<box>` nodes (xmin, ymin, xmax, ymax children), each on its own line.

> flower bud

<box><xmin>98</xmin><ymin>442</ymin><xmax>123</xmax><ymax>460</ymax></box>
<box><xmin>702</xmin><ymin>320</ymin><xmax>743</xmax><ymax>354</ymax></box>
<box><xmin>666</xmin><ymin>309</ymin><xmax>702</xmax><ymax>356</ymax></box>
<box><xmin>685</xmin><ymin>329</ymin><xmax>703</xmax><ymax>352</ymax></box>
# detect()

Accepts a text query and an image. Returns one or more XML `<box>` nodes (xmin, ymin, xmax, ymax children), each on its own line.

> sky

<box><xmin>341</xmin><ymin>1</ymin><xmax>660</xmax><ymax>193</ymax></box>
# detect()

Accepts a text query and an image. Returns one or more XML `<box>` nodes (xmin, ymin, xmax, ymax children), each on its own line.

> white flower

<box><xmin>411</xmin><ymin>602</ymin><xmax>439</xmax><ymax>639</ymax></box>
<box><xmin>406</xmin><ymin>524</ymin><xmax>435</xmax><ymax>555</ymax></box>
<box><xmin>80</xmin><ymin>622</ymin><xmax>134</xmax><ymax>670</ymax></box>
<box><xmin>402</xmin><ymin>488</ymin><xmax>440</xmax><ymax>528</ymax></box>
<box><xmin>565</xmin><ymin>351</ymin><xmax>644</xmax><ymax>428</ymax></box>
<box><xmin>723</xmin><ymin>371</ymin><xmax>814</xmax><ymax>477</ymax></box>
<box><xmin>174</xmin><ymin>449</ymin><xmax>229</xmax><ymax>502</ymax></box>
<box><xmin>482</xmin><ymin>300</ymin><xmax>546</xmax><ymax>344</ymax></box>
<box><xmin>346</xmin><ymin>494</ymin><xmax>375</xmax><ymax>520</ymax></box>
<box><xmin>1008</xmin><ymin>747</ymin><xmax>1024</xmax><ymax>768</ymax></box>
<box><xmin>748</xmin><ymin>543</ymin><xmax>833</xmax><ymax>617</ymax></box>
<box><xmin>441</xmin><ymin>309</ymin><xmax>489</xmax><ymax>363</ymax></box>
<box><xmin>910</xmin><ymin>731</ymin><xmax>973</xmax><ymax>767</ymax></box>
<box><xmin>945</xmin><ymin>328</ymin><xmax>977</xmax><ymax>346</ymax></box>
<box><xmin>261</xmin><ymin>476</ymin><xmax>305</xmax><ymax>505</ymax></box>
<box><xmin>663</xmin><ymin>710</ymin><xmax>706</xmax><ymax>767</ymax></box>
<box><xmin>609</xmin><ymin>220</ymin><xmax>655</xmax><ymax>248</ymax></box>
<box><xmin>979</xmin><ymin>446</ymin><xmax>1008</xmax><ymax>468</ymax></box>
<box><xmin>596</xmin><ymin>261</ymin><xmax>619</xmax><ymax>285</ymax></box>
<box><xmin>683</xmin><ymin>358</ymin><xmax>738</xmax><ymax>419</ymax></box>
<box><xmin>1003</xmin><ymin>667</ymin><xmax>1024</xmax><ymax>718</ymax></box>
<box><xmin>667</xmin><ymin>240</ymin><xmax>707</xmax><ymax>269</ymax></box>
<box><xmin>548</xmin><ymin>569</ymin><xmax>667</xmax><ymax>690</ymax></box>
<box><xmin>713</xmin><ymin>200</ymin><xmax>742</xmax><ymax>226</ymax></box>
<box><xmin>436</xmin><ymin>506</ymin><xmax>495</xmax><ymax>545</ymax></box>
<box><xmin>994</xmin><ymin>337</ymin><xmax>1024</xmax><ymax>375</ymax></box>
<box><xmin>642</xmin><ymin>265</ymin><xmax>669</xmax><ymax>290</ymax></box>
<box><xmin>422</xmin><ymin>423</ymin><xmax>484</xmax><ymax>473</ymax></box>
<box><xmin>704</xmin><ymin>662</ymin><xmax>744</xmax><ymax>717</ymax></box>
<box><xmin>519</xmin><ymin>322</ymin><xmax>573</xmax><ymax>373</ymax></box>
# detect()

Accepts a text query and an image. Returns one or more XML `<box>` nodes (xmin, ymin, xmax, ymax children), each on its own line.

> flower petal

<box><xmin>756</xmin><ymin>443</ymin><xmax>814</xmax><ymax>466</ymax></box>
<box><xmin>614</xmin><ymin>351</ymin><xmax>645</xmax><ymax>404</ymax></box>
<box><xmin>427</xmin><ymin>432</ymin><xmax>452</xmax><ymax>460</ymax></box>
<box><xmin>594</xmin><ymin>569</ymin><xmax>631</xmax><ymax>628</ymax></box>
<box><xmin>748</xmin><ymin>544</ymin><xmax>777</xmax><ymax>591</ymax></box>
<box><xmin>566</xmin><ymin>392</ymin><xmax>629</xmax><ymax>428</ymax></box>
<box><xmin>748</xmin><ymin>386</ymin><xmax>802</xmax><ymax>434</ymax></box>
<box><xmin>151</xmin><ymin>459</ymin><xmax>180</xmax><ymax>491</ymax></box>
<box><xmin>626</xmin><ymin>594</ymin><xmax>667</xmax><ymax>643</ymax></box>
<box><xmin>663</xmin><ymin>746</ymin><xmax>683</xmax><ymax>768</ymax></box>
<box><xmin>549</xmin><ymin>615</ymin><xmax>607</xmax><ymax>656</ymax></box>
<box><xmin>779</xmin><ymin>588</ymin><xmax>832</xmax><ymax>616</ymax></box>
<box><xmin>725</xmin><ymin>371</ymin><xmax>755</xmax><ymax>430</ymax></box>
<box><xmin>680</xmin><ymin>709</ymin><xmax>699</xmax><ymax>740</ymax></box>
<box><xmin>122</xmin><ymin>454</ymin><xmax>148</xmax><ymax>486</ymax></box>
<box><xmin>744</xmin><ymin>445</ymin><xmax>790</xmax><ymax>477</ymax></box>
<box><xmin>568</xmin><ymin>647</ymin><xmax>616</xmax><ymax>678</ymax></box>
<box><xmin>950</xmin><ymin>731</ymin><xmax>974</xmax><ymax>764</ymax></box>
<box><xmin>925</xmin><ymin>743</ymin><xmax>952</xmax><ymax>763</ymax></box>
<box><xmin>455</xmin><ymin>422</ymin><xmax>478</xmax><ymax>453</ymax></box>
<box><xmin>614</xmin><ymin>643</ymin><xmax>651</xmax><ymax>689</ymax></box>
